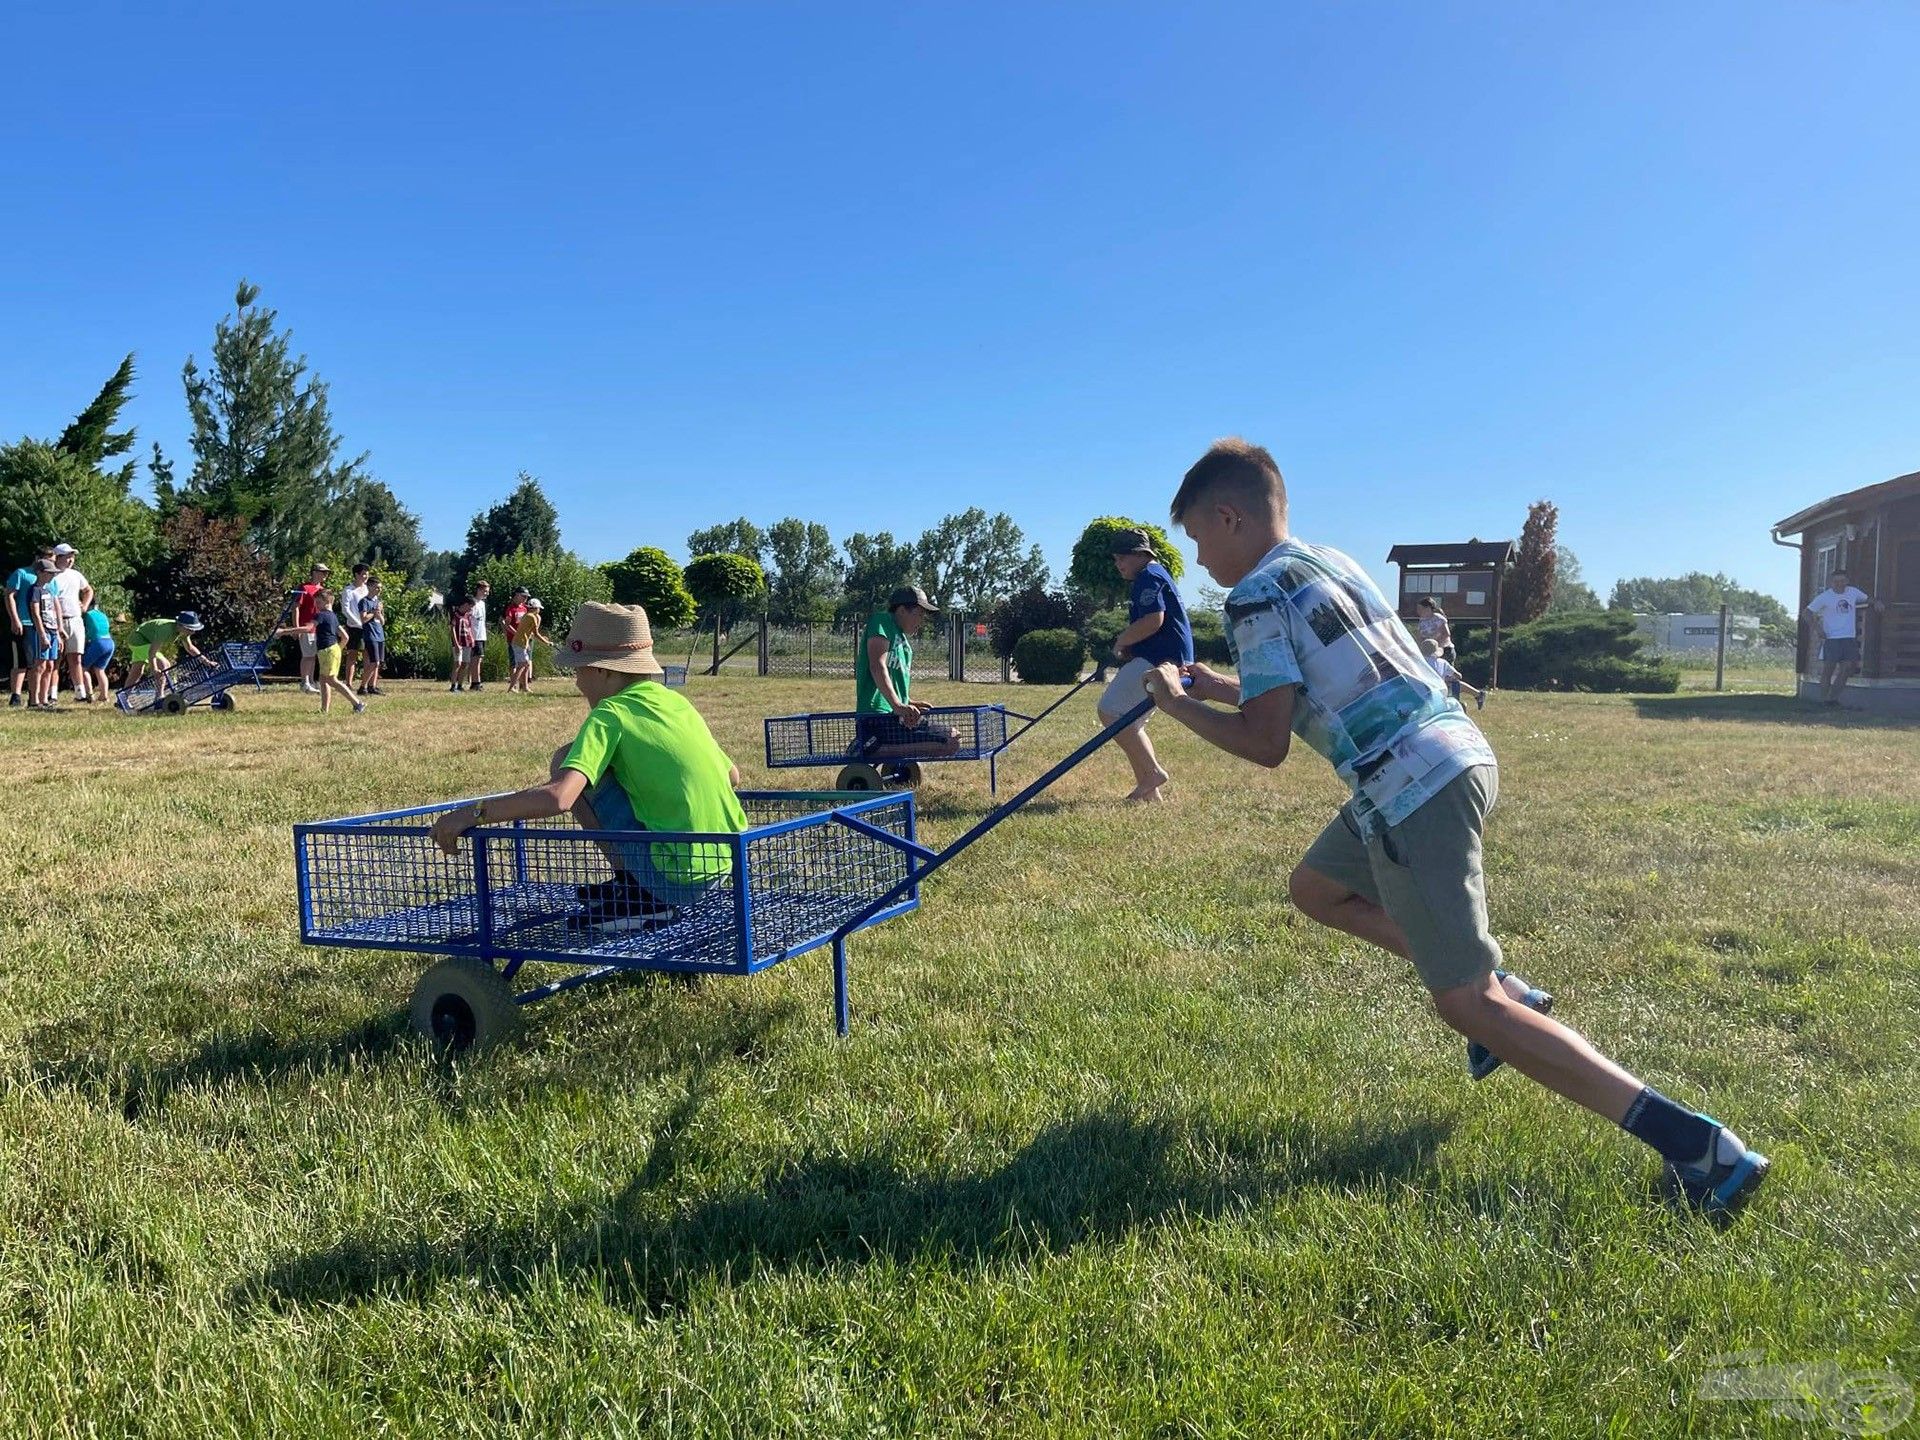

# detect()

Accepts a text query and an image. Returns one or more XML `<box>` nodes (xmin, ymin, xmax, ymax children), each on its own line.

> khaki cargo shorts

<box><xmin>1298</xmin><ymin>764</ymin><xmax>1502</xmax><ymax>994</ymax></box>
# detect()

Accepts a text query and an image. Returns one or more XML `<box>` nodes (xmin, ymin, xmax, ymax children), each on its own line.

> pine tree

<box><xmin>458</xmin><ymin>473</ymin><xmax>563</xmax><ymax>591</ymax></box>
<box><xmin>179</xmin><ymin>280</ymin><xmax>369</xmax><ymax>572</ymax></box>
<box><xmin>55</xmin><ymin>353</ymin><xmax>139</xmax><ymax>484</ymax></box>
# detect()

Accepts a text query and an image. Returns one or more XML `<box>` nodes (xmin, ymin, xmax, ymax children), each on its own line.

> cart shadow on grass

<box><xmin>28</xmin><ymin>987</ymin><xmax>797</xmax><ymax>1125</ymax></box>
<box><xmin>242</xmin><ymin>1105</ymin><xmax>1453</xmax><ymax>1314</ymax></box>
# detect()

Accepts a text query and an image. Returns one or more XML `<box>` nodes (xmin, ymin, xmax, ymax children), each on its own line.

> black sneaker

<box><xmin>7</xmin><ymin>695</ymin><xmax>19</xmax><ymax>708</ymax></box>
<box><xmin>471</xmin><ymin>681</ymin><xmax>484</xmax><ymax>691</ymax></box>
<box><xmin>1662</xmin><ymin>1125</ymin><xmax>1770</xmax><ymax>1220</ymax></box>
<box><xmin>570</xmin><ymin>874</ymin><xmax>677</xmax><ymax>933</ymax></box>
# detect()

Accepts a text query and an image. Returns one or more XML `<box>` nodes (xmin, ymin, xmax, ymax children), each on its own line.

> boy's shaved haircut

<box><xmin>1169</xmin><ymin>437</ymin><xmax>1288</xmax><ymax>527</ymax></box>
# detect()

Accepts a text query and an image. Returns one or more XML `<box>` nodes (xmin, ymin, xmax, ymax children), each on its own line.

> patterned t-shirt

<box><xmin>1226</xmin><ymin>539</ymin><xmax>1494</xmax><ymax>834</ymax></box>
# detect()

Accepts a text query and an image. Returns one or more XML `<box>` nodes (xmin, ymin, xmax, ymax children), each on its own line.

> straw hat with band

<box><xmin>553</xmin><ymin>601</ymin><xmax>665</xmax><ymax>677</ymax></box>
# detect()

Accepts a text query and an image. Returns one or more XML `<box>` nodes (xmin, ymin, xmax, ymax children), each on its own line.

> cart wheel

<box><xmin>834</xmin><ymin>762</ymin><xmax>885</xmax><ymax>792</ymax></box>
<box><xmin>160</xmin><ymin>694</ymin><xmax>187</xmax><ymax>716</ymax></box>
<box><xmin>409</xmin><ymin>956</ymin><xmax>523</xmax><ymax>1055</ymax></box>
<box><xmin>881</xmin><ymin>760</ymin><xmax>924</xmax><ymax>790</ymax></box>
<box><xmin>210</xmin><ymin>692</ymin><xmax>236</xmax><ymax>712</ymax></box>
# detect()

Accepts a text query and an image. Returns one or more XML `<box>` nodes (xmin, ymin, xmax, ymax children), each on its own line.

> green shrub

<box><xmin>469</xmin><ymin>550</ymin><xmax>610</xmax><ymax>640</ymax></box>
<box><xmin>987</xmin><ymin>585</ymin><xmax>1082</xmax><ymax>660</ymax></box>
<box><xmin>604</xmin><ymin>546</ymin><xmax>696</xmax><ymax>630</ymax></box>
<box><xmin>1082</xmin><ymin>605</ymin><xmax>1128</xmax><ymax>662</ymax></box>
<box><xmin>1013</xmin><ymin>628</ymin><xmax>1086</xmax><ymax>684</ymax></box>
<box><xmin>1456</xmin><ymin>611</ymin><xmax>1681</xmax><ymax>693</ymax></box>
<box><xmin>685</xmin><ymin>552</ymin><xmax>766</xmax><ymax>628</ymax></box>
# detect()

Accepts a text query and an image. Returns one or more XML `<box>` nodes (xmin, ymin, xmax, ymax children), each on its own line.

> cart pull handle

<box><xmin>829</xmin><ymin>682</ymin><xmax>1185</xmax><ymax>945</ymax></box>
<box><xmin>1001</xmin><ymin>668</ymin><xmax>1103</xmax><ymax>744</ymax></box>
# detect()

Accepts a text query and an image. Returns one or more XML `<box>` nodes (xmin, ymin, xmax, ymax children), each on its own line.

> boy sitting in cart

<box><xmin>431</xmin><ymin>602</ymin><xmax>746</xmax><ymax>930</ymax></box>
<box><xmin>124</xmin><ymin>611</ymin><xmax>206</xmax><ymax>695</ymax></box>
<box><xmin>855</xmin><ymin>585</ymin><xmax>962</xmax><ymax>764</ymax></box>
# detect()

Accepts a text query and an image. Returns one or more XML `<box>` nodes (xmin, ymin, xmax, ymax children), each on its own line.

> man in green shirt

<box><xmin>854</xmin><ymin>585</ymin><xmax>961</xmax><ymax>762</ymax></box>
<box><xmin>432</xmin><ymin>602</ymin><xmax>745</xmax><ymax>931</ymax></box>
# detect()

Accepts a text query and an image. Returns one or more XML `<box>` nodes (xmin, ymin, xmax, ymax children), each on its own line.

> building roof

<box><xmin>1385</xmin><ymin>540</ymin><xmax>1514</xmax><ymax>568</ymax></box>
<box><xmin>1773</xmin><ymin>470</ymin><xmax>1920</xmax><ymax>536</ymax></box>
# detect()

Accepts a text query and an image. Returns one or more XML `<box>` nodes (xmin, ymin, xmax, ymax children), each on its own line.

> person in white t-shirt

<box><xmin>47</xmin><ymin>543</ymin><xmax>94</xmax><ymax>701</ymax></box>
<box><xmin>1804</xmin><ymin>569</ymin><xmax>1881</xmax><ymax>707</ymax></box>
<box><xmin>338</xmin><ymin>563</ymin><xmax>371</xmax><ymax>691</ymax></box>
<box><xmin>466</xmin><ymin>580</ymin><xmax>491</xmax><ymax>690</ymax></box>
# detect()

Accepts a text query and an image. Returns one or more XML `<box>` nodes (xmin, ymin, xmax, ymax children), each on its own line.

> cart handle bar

<box><xmin>829</xmin><ymin>683</ymin><xmax>1182</xmax><ymax>946</ymax></box>
<box><xmin>1000</xmin><ymin>668</ymin><xmax>1103</xmax><ymax>746</ymax></box>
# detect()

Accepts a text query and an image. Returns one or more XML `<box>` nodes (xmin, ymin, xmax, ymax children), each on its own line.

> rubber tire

<box><xmin>882</xmin><ymin>760</ymin><xmax>924</xmax><ymax>790</ymax></box>
<box><xmin>210</xmin><ymin>692</ymin><xmax>235</xmax><ymax>712</ymax></box>
<box><xmin>834</xmin><ymin>762</ymin><xmax>885</xmax><ymax>792</ymax></box>
<box><xmin>160</xmin><ymin>694</ymin><xmax>187</xmax><ymax>716</ymax></box>
<box><xmin>409</xmin><ymin>956</ymin><xmax>523</xmax><ymax>1056</ymax></box>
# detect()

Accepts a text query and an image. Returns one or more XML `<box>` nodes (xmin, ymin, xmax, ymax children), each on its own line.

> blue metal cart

<box><xmin>116</xmin><ymin>640</ymin><xmax>272</xmax><ymax>716</ymax></box>
<box><xmin>763</xmin><ymin>674</ymin><xmax>1098</xmax><ymax>795</ymax></box>
<box><xmin>296</xmin><ymin>789</ymin><xmax>922</xmax><ymax>1050</ymax></box>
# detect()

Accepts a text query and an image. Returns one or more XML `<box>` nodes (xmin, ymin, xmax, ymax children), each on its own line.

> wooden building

<box><xmin>1386</xmin><ymin>539</ymin><xmax>1516</xmax><ymax>686</ymax></box>
<box><xmin>1773</xmin><ymin>470</ymin><xmax>1920</xmax><ymax>714</ymax></box>
<box><xmin>1385</xmin><ymin>540</ymin><xmax>1514</xmax><ymax>626</ymax></box>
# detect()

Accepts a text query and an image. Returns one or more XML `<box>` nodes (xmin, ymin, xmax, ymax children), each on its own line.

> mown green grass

<box><xmin>2</xmin><ymin>677</ymin><xmax>1915</xmax><ymax>1437</ymax></box>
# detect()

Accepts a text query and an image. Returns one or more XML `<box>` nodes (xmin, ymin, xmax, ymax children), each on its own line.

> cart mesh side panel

<box><xmin>299</xmin><ymin>807</ymin><xmax>487</xmax><ymax>949</ymax></box>
<box><xmin>477</xmin><ymin>818</ymin><xmax>748</xmax><ymax>971</ymax></box>
<box><xmin>116</xmin><ymin>652</ymin><xmax>224</xmax><ymax>712</ymax></box>
<box><xmin>764</xmin><ymin>706</ymin><xmax>1009</xmax><ymax>768</ymax></box>
<box><xmin>740</xmin><ymin>793</ymin><xmax>917</xmax><ymax>964</ymax></box>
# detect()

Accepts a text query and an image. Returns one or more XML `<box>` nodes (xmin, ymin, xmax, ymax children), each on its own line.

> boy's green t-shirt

<box><xmin>134</xmin><ymin>618</ymin><xmax>181</xmax><ymax>654</ymax></box>
<box><xmin>855</xmin><ymin>610</ymin><xmax>911</xmax><ymax>714</ymax></box>
<box><xmin>561</xmin><ymin>680</ymin><xmax>747</xmax><ymax>884</ymax></box>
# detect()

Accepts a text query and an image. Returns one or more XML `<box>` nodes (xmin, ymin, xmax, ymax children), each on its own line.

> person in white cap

<box><xmin>47</xmin><ymin>544</ymin><xmax>93</xmax><ymax>701</ymax></box>
<box><xmin>431</xmin><ymin>602</ymin><xmax>744</xmax><ymax>930</ymax></box>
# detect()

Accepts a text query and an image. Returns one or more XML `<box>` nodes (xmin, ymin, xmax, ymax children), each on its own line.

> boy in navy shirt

<box><xmin>1097</xmin><ymin>527</ymin><xmax>1193</xmax><ymax>801</ymax></box>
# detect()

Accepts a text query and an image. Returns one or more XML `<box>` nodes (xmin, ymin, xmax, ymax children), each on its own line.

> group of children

<box><xmin>7</xmin><ymin>543</ymin><xmax>203</xmax><ymax>710</ymax></box>
<box><xmin>425</xmin><ymin>436</ymin><xmax>1767</xmax><ymax>1223</ymax></box>
<box><xmin>446</xmin><ymin>581</ymin><xmax>553</xmax><ymax>693</ymax></box>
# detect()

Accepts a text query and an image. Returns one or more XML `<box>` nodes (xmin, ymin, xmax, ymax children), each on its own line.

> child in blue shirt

<box><xmin>1096</xmin><ymin>528</ymin><xmax>1193</xmax><ymax>802</ymax></box>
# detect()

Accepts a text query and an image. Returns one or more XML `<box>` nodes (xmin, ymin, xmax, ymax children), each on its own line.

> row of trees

<box><xmin>3</xmin><ymin>280</ymin><xmax>1794</xmax><ymax>680</ymax></box>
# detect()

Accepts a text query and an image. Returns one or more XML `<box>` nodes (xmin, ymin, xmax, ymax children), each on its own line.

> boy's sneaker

<box><xmin>471</xmin><ymin>681</ymin><xmax>485</xmax><ymax>691</ymax></box>
<box><xmin>570</xmin><ymin>873</ymin><xmax>677</xmax><ymax>933</ymax></box>
<box><xmin>1468</xmin><ymin>971</ymin><xmax>1554</xmax><ymax>1080</ymax></box>
<box><xmin>352</xmin><ymin>700</ymin><xmax>367</xmax><ymax>714</ymax></box>
<box><xmin>1476</xmin><ymin>690</ymin><xmax>1487</xmax><ymax>710</ymax></box>
<box><xmin>7</xmin><ymin>694</ymin><xmax>20</xmax><ymax>707</ymax></box>
<box><xmin>1663</xmin><ymin>1125</ymin><xmax>1770</xmax><ymax>1219</ymax></box>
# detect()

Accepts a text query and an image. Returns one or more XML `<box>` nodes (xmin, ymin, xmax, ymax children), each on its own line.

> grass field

<box><xmin>3</xmin><ymin>675</ymin><xmax>1916</xmax><ymax>1437</ymax></box>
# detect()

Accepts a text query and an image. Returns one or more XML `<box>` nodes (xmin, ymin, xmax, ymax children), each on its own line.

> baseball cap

<box><xmin>52</xmin><ymin>542</ymin><xmax>77</xmax><ymax>557</ymax></box>
<box><xmin>527</xmin><ymin>598</ymin><xmax>543</xmax><ymax>610</ymax></box>
<box><xmin>887</xmin><ymin>585</ymin><xmax>941</xmax><ymax>613</ymax></box>
<box><xmin>1108</xmin><ymin>527</ymin><xmax>1156</xmax><ymax>558</ymax></box>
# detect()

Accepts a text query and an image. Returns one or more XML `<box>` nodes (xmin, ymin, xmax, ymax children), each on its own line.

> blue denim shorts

<box><xmin>587</xmin><ymin>776</ymin><xmax>728</xmax><ymax>907</ymax></box>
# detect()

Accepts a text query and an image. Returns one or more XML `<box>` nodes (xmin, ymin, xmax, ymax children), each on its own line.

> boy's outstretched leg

<box><xmin>1109</xmin><ymin>718</ymin><xmax>1170</xmax><ymax>801</ymax></box>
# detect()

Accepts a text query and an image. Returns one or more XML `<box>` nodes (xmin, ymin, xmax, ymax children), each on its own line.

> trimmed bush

<box><xmin>604</xmin><ymin>546</ymin><xmax>696</xmax><ymax>630</ymax></box>
<box><xmin>1456</xmin><ymin>611</ymin><xmax>1680</xmax><ymax>693</ymax></box>
<box><xmin>988</xmin><ymin>585</ymin><xmax>1081</xmax><ymax>660</ymax></box>
<box><xmin>685</xmin><ymin>552</ymin><xmax>766</xmax><ymax>628</ymax></box>
<box><xmin>1013</xmin><ymin>628</ymin><xmax>1086</xmax><ymax>684</ymax></box>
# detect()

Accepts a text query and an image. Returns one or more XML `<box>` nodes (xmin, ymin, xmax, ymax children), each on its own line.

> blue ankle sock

<box><xmin>1620</xmin><ymin>1087</ymin><xmax>1716</xmax><ymax>1167</ymax></box>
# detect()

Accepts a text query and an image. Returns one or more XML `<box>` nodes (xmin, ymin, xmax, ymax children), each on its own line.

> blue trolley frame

<box><xmin>295</xmin><ymin>789</ymin><xmax>922</xmax><ymax>1035</ymax></box>
<box><xmin>116</xmin><ymin>640</ymin><xmax>272</xmax><ymax>715</ymax></box>
<box><xmin>762</xmin><ymin>673</ymin><xmax>1099</xmax><ymax>795</ymax></box>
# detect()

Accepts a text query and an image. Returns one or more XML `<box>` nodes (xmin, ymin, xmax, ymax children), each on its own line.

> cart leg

<box><xmin>990</xmin><ymin>754</ymin><xmax>998</xmax><ymax>796</ymax></box>
<box><xmin>833</xmin><ymin>937</ymin><xmax>850</xmax><ymax>1037</ymax></box>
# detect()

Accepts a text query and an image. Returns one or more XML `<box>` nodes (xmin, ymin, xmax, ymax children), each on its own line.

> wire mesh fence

<box><xmin>661</xmin><ymin>615</ymin><xmax>1010</xmax><ymax>682</ymax></box>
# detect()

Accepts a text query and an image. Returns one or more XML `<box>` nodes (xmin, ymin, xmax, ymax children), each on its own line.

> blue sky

<box><xmin>4</xmin><ymin>1</ymin><xmax>1917</xmax><ymax>605</ymax></box>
